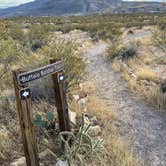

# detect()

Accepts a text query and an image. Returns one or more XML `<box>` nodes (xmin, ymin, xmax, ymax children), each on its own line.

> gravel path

<box><xmin>84</xmin><ymin>42</ymin><xmax>166</xmax><ymax>166</ymax></box>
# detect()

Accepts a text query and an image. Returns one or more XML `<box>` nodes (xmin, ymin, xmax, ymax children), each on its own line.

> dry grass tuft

<box><xmin>136</xmin><ymin>68</ymin><xmax>158</xmax><ymax>83</ymax></box>
<box><xmin>0</xmin><ymin>127</ymin><xmax>13</xmax><ymax>162</ymax></box>
<box><xmin>148</xmin><ymin>87</ymin><xmax>166</xmax><ymax>110</ymax></box>
<box><xmin>103</xmin><ymin>131</ymin><xmax>143</xmax><ymax>166</ymax></box>
<box><xmin>79</xmin><ymin>81</ymin><xmax>96</xmax><ymax>94</ymax></box>
<box><xmin>112</xmin><ymin>61</ymin><xmax>121</xmax><ymax>72</ymax></box>
<box><xmin>0</xmin><ymin>128</ymin><xmax>11</xmax><ymax>150</ymax></box>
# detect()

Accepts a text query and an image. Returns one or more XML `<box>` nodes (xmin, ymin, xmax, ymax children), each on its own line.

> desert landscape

<box><xmin>0</xmin><ymin>1</ymin><xmax>166</xmax><ymax>166</ymax></box>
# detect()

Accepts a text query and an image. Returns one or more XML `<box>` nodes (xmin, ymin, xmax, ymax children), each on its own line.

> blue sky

<box><xmin>0</xmin><ymin>0</ymin><xmax>165</xmax><ymax>8</ymax></box>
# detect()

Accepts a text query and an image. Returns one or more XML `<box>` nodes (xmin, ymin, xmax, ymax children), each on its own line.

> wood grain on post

<box><xmin>12</xmin><ymin>70</ymin><xmax>39</xmax><ymax>166</ymax></box>
<box><xmin>50</xmin><ymin>59</ymin><xmax>71</xmax><ymax>132</ymax></box>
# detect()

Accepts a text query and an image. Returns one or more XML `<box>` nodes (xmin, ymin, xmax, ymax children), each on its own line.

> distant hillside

<box><xmin>0</xmin><ymin>0</ymin><xmax>165</xmax><ymax>17</ymax></box>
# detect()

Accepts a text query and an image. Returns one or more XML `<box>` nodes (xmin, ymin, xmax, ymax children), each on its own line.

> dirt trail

<box><xmin>84</xmin><ymin>42</ymin><xmax>166</xmax><ymax>166</ymax></box>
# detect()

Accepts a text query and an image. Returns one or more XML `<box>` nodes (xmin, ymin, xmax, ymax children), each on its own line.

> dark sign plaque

<box><xmin>17</xmin><ymin>61</ymin><xmax>64</xmax><ymax>85</ymax></box>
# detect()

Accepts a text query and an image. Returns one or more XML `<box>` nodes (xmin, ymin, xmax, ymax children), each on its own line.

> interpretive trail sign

<box><xmin>12</xmin><ymin>60</ymin><xmax>70</xmax><ymax>166</ymax></box>
<box><xmin>18</xmin><ymin>61</ymin><xmax>64</xmax><ymax>85</ymax></box>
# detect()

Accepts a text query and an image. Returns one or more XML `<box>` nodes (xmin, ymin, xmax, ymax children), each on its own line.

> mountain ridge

<box><xmin>0</xmin><ymin>0</ymin><xmax>165</xmax><ymax>17</ymax></box>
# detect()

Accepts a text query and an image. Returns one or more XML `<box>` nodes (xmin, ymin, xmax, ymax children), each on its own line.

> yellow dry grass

<box><xmin>112</xmin><ymin>61</ymin><xmax>121</xmax><ymax>72</ymax></box>
<box><xmin>0</xmin><ymin>128</ymin><xmax>13</xmax><ymax>161</ymax></box>
<box><xmin>79</xmin><ymin>81</ymin><xmax>96</xmax><ymax>94</ymax></box>
<box><xmin>136</xmin><ymin>68</ymin><xmax>158</xmax><ymax>82</ymax></box>
<box><xmin>147</xmin><ymin>87</ymin><xmax>166</xmax><ymax>110</ymax></box>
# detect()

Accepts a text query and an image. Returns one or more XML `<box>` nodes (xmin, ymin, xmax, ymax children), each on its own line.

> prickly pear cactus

<box><xmin>34</xmin><ymin>112</ymin><xmax>55</xmax><ymax>130</ymax></box>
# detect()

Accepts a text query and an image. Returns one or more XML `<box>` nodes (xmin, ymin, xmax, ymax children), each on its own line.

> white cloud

<box><xmin>0</xmin><ymin>0</ymin><xmax>34</xmax><ymax>8</ymax></box>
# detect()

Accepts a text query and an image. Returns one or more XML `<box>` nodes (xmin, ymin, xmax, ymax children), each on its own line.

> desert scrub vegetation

<box><xmin>59</xmin><ymin>114</ymin><xmax>106</xmax><ymax>165</ymax></box>
<box><xmin>0</xmin><ymin>18</ymin><xmax>88</xmax><ymax>165</ymax></box>
<box><xmin>0</xmin><ymin>20</ymin><xmax>86</xmax><ymax>95</ymax></box>
<box><xmin>0</xmin><ymin>13</ymin><xmax>165</xmax><ymax>164</ymax></box>
<box><xmin>39</xmin><ymin>40</ymin><xmax>86</xmax><ymax>91</ymax></box>
<box><xmin>106</xmin><ymin>41</ymin><xmax>138</xmax><ymax>60</ymax></box>
<box><xmin>25</xmin><ymin>24</ymin><xmax>49</xmax><ymax>51</ymax></box>
<box><xmin>69</xmin><ymin>94</ymin><xmax>143</xmax><ymax>166</ymax></box>
<box><xmin>107</xmin><ymin>35</ymin><xmax>166</xmax><ymax>109</ymax></box>
<box><xmin>152</xmin><ymin>25</ymin><xmax>166</xmax><ymax>52</ymax></box>
<box><xmin>0</xmin><ymin>38</ymin><xmax>27</xmax><ymax>91</ymax></box>
<box><xmin>136</xmin><ymin>68</ymin><xmax>158</xmax><ymax>83</ymax></box>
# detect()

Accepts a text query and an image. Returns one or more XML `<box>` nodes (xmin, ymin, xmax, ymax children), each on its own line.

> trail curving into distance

<box><xmin>84</xmin><ymin>42</ymin><xmax>166</xmax><ymax>166</ymax></box>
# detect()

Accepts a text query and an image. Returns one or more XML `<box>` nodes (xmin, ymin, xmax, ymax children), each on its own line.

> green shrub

<box><xmin>40</xmin><ymin>41</ymin><xmax>86</xmax><ymax>91</ymax></box>
<box><xmin>26</xmin><ymin>25</ymin><xmax>48</xmax><ymax>51</ymax></box>
<box><xmin>119</xmin><ymin>43</ymin><xmax>138</xmax><ymax>60</ymax></box>
<box><xmin>0</xmin><ymin>38</ymin><xmax>26</xmax><ymax>90</ymax></box>
<box><xmin>106</xmin><ymin>42</ymin><xmax>138</xmax><ymax>60</ymax></box>
<box><xmin>0</xmin><ymin>21</ymin><xmax>8</xmax><ymax>40</ymax></box>
<box><xmin>8</xmin><ymin>24</ymin><xmax>24</xmax><ymax>42</ymax></box>
<box><xmin>106</xmin><ymin>40</ymin><xmax>121</xmax><ymax>60</ymax></box>
<box><xmin>152</xmin><ymin>26</ymin><xmax>166</xmax><ymax>52</ymax></box>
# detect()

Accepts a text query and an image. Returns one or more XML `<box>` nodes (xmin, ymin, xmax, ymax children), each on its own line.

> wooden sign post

<box><xmin>50</xmin><ymin>59</ymin><xmax>70</xmax><ymax>132</ymax></box>
<box><xmin>12</xmin><ymin>60</ymin><xmax>70</xmax><ymax>166</ymax></box>
<box><xmin>12</xmin><ymin>70</ymin><xmax>39</xmax><ymax>166</ymax></box>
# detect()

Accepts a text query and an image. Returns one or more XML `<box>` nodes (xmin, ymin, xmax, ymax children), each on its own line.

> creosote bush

<box><xmin>106</xmin><ymin>42</ymin><xmax>138</xmax><ymax>60</ymax></box>
<box><xmin>25</xmin><ymin>25</ymin><xmax>49</xmax><ymax>51</ymax></box>
<box><xmin>8</xmin><ymin>24</ymin><xmax>25</xmax><ymax>42</ymax></box>
<box><xmin>40</xmin><ymin>41</ymin><xmax>86</xmax><ymax>91</ymax></box>
<box><xmin>152</xmin><ymin>26</ymin><xmax>166</xmax><ymax>52</ymax></box>
<box><xmin>0</xmin><ymin>38</ymin><xmax>26</xmax><ymax>90</ymax></box>
<box><xmin>119</xmin><ymin>43</ymin><xmax>138</xmax><ymax>60</ymax></box>
<box><xmin>106</xmin><ymin>40</ymin><xmax>121</xmax><ymax>59</ymax></box>
<box><xmin>0</xmin><ymin>21</ymin><xmax>8</xmax><ymax>40</ymax></box>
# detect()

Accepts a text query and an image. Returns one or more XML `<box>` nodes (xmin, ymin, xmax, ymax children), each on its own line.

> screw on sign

<box><xmin>59</xmin><ymin>74</ymin><xmax>64</xmax><ymax>82</ymax></box>
<box><xmin>12</xmin><ymin>60</ymin><xmax>70</xmax><ymax>166</ymax></box>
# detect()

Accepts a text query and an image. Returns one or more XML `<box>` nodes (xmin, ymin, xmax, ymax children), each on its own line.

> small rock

<box><xmin>131</xmin><ymin>73</ymin><xmax>137</xmax><ymax>79</ymax></box>
<box><xmin>90</xmin><ymin>116</ymin><xmax>98</xmax><ymax>125</ymax></box>
<box><xmin>56</xmin><ymin>160</ymin><xmax>68</xmax><ymax>166</ymax></box>
<box><xmin>72</xmin><ymin>95</ymin><xmax>79</xmax><ymax>102</ymax></box>
<box><xmin>127</xmin><ymin>30</ymin><xmax>134</xmax><ymax>35</ymax></box>
<box><xmin>78</xmin><ymin>98</ymin><xmax>87</xmax><ymax>107</ymax></box>
<box><xmin>122</xmin><ymin>63</ymin><xmax>128</xmax><ymax>70</ymax></box>
<box><xmin>42</xmin><ymin>138</ymin><xmax>49</xmax><ymax>145</ymax></box>
<box><xmin>88</xmin><ymin>126</ymin><xmax>102</xmax><ymax>136</ymax></box>
<box><xmin>55</xmin><ymin>123</ymin><xmax>59</xmax><ymax>129</ymax></box>
<box><xmin>69</xmin><ymin>110</ymin><xmax>77</xmax><ymax>125</ymax></box>
<box><xmin>39</xmin><ymin>149</ymin><xmax>50</xmax><ymax>159</ymax></box>
<box><xmin>79</xmin><ymin>91</ymin><xmax>88</xmax><ymax>99</ymax></box>
<box><xmin>10</xmin><ymin>157</ymin><xmax>26</xmax><ymax>166</ymax></box>
<box><xmin>140</xmin><ymin>80</ymin><xmax>151</xmax><ymax>86</ymax></box>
